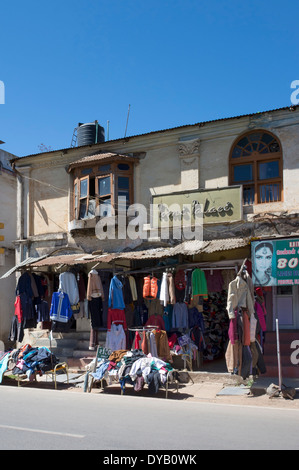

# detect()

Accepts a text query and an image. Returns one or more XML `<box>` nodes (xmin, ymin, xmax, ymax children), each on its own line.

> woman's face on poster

<box><xmin>255</xmin><ymin>246</ymin><xmax>273</xmax><ymax>273</ymax></box>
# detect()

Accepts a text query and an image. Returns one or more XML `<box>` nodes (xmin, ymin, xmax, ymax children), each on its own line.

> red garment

<box><xmin>168</xmin><ymin>333</ymin><xmax>177</xmax><ymax>349</ymax></box>
<box><xmin>14</xmin><ymin>296</ymin><xmax>23</xmax><ymax>323</ymax></box>
<box><xmin>134</xmin><ymin>331</ymin><xmax>142</xmax><ymax>349</ymax></box>
<box><xmin>145</xmin><ymin>314</ymin><xmax>165</xmax><ymax>330</ymax></box>
<box><xmin>174</xmin><ymin>270</ymin><xmax>186</xmax><ymax>290</ymax></box>
<box><xmin>107</xmin><ymin>308</ymin><xmax>127</xmax><ymax>331</ymax></box>
<box><xmin>255</xmin><ymin>301</ymin><xmax>267</xmax><ymax>332</ymax></box>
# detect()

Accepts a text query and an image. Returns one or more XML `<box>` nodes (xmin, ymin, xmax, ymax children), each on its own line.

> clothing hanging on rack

<box><xmin>87</xmin><ymin>270</ymin><xmax>104</xmax><ymax>301</ymax></box>
<box><xmin>145</xmin><ymin>314</ymin><xmax>165</xmax><ymax>330</ymax></box>
<box><xmin>172</xmin><ymin>302</ymin><xmax>188</xmax><ymax>329</ymax></box>
<box><xmin>50</xmin><ymin>290</ymin><xmax>73</xmax><ymax>324</ymax></box>
<box><xmin>106</xmin><ymin>323</ymin><xmax>126</xmax><ymax>351</ymax></box>
<box><xmin>108</xmin><ymin>275</ymin><xmax>125</xmax><ymax>309</ymax></box>
<box><xmin>128</xmin><ymin>275</ymin><xmax>137</xmax><ymax>302</ymax></box>
<box><xmin>107</xmin><ymin>308</ymin><xmax>127</xmax><ymax>331</ymax></box>
<box><xmin>226</xmin><ymin>270</ymin><xmax>254</xmax><ymax>320</ymax></box>
<box><xmin>225</xmin><ymin>264</ymin><xmax>266</xmax><ymax>379</ymax></box>
<box><xmin>59</xmin><ymin>271</ymin><xmax>79</xmax><ymax>306</ymax></box>
<box><xmin>152</xmin><ymin>328</ymin><xmax>171</xmax><ymax>362</ymax></box>
<box><xmin>143</xmin><ymin>276</ymin><xmax>158</xmax><ymax>299</ymax></box>
<box><xmin>191</xmin><ymin>268</ymin><xmax>208</xmax><ymax>300</ymax></box>
<box><xmin>159</xmin><ymin>272</ymin><xmax>176</xmax><ymax>307</ymax></box>
<box><xmin>204</xmin><ymin>270</ymin><xmax>224</xmax><ymax>292</ymax></box>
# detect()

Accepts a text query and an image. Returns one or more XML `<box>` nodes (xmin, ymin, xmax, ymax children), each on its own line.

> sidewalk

<box><xmin>52</xmin><ymin>367</ymin><xmax>299</xmax><ymax>409</ymax></box>
<box><xmin>6</xmin><ymin>360</ymin><xmax>299</xmax><ymax>409</ymax></box>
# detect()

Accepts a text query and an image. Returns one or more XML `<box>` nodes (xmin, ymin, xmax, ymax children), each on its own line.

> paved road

<box><xmin>0</xmin><ymin>385</ymin><xmax>298</xmax><ymax>451</ymax></box>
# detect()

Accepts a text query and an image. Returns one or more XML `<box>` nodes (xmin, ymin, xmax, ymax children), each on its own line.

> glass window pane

<box><xmin>277</xmin><ymin>286</ymin><xmax>293</xmax><ymax>295</ymax></box>
<box><xmin>81</xmin><ymin>168</ymin><xmax>93</xmax><ymax>176</ymax></box>
<box><xmin>98</xmin><ymin>176</ymin><xmax>111</xmax><ymax>196</ymax></box>
<box><xmin>269</xmin><ymin>141</ymin><xmax>280</xmax><ymax>153</ymax></box>
<box><xmin>259</xmin><ymin>161</ymin><xmax>279</xmax><ymax>180</ymax></box>
<box><xmin>117</xmin><ymin>163</ymin><xmax>130</xmax><ymax>171</ymax></box>
<box><xmin>243</xmin><ymin>185</ymin><xmax>255</xmax><ymax>205</ymax></box>
<box><xmin>261</xmin><ymin>133</ymin><xmax>274</xmax><ymax>145</ymax></box>
<box><xmin>87</xmin><ymin>199</ymin><xmax>96</xmax><ymax>218</ymax></box>
<box><xmin>259</xmin><ymin>183</ymin><xmax>280</xmax><ymax>203</ymax></box>
<box><xmin>98</xmin><ymin>164</ymin><xmax>111</xmax><ymax>173</ymax></box>
<box><xmin>237</xmin><ymin>137</ymin><xmax>249</xmax><ymax>148</ymax></box>
<box><xmin>98</xmin><ymin>198</ymin><xmax>112</xmax><ymax>217</ymax></box>
<box><xmin>233</xmin><ymin>164</ymin><xmax>253</xmax><ymax>182</ymax></box>
<box><xmin>80</xmin><ymin>179</ymin><xmax>88</xmax><ymax>198</ymax></box>
<box><xmin>248</xmin><ymin>132</ymin><xmax>262</xmax><ymax>142</ymax></box>
<box><xmin>79</xmin><ymin>199</ymin><xmax>87</xmax><ymax>219</ymax></box>
<box><xmin>232</xmin><ymin>147</ymin><xmax>242</xmax><ymax>158</ymax></box>
<box><xmin>118</xmin><ymin>176</ymin><xmax>130</xmax><ymax>190</ymax></box>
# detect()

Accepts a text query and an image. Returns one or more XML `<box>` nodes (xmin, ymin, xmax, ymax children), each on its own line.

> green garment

<box><xmin>191</xmin><ymin>269</ymin><xmax>208</xmax><ymax>299</ymax></box>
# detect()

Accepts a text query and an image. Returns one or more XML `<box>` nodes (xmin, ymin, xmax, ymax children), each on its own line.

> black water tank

<box><xmin>77</xmin><ymin>121</ymin><xmax>105</xmax><ymax>146</ymax></box>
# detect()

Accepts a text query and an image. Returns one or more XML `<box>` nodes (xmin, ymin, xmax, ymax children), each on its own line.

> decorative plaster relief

<box><xmin>178</xmin><ymin>139</ymin><xmax>200</xmax><ymax>190</ymax></box>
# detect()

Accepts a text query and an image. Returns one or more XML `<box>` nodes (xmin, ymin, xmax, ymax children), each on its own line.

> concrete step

<box><xmin>22</xmin><ymin>328</ymin><xmax>108</xmax><ymax>372</ymax></box>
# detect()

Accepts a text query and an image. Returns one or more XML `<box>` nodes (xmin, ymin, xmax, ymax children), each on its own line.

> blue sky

<box><xmin>0</xmin><ymin>0</ymin><xmax>298</xmax><ymax>157</ymax></box>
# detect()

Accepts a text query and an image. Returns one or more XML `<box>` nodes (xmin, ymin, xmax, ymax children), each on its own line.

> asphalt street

<box><xmin>1</xmin><ymin>385</ymin><xmax>299</xmax><ymax>451</ymax></box>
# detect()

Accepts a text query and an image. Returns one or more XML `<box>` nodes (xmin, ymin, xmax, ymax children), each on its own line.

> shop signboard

<box><xmin>151</xmin><ymin>186</ymin><xmax>243</xmax><ymax>227</ymax></box>
<box><xmin>251</xmin><ymin>238</ymin><xmax>299</xmax><ymax>286</ymax></box>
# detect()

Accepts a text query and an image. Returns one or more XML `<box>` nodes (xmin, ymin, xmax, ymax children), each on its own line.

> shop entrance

<box><xmin>273</xmin><ymin>286</ymin><xmax>299</xmax><ymax>329</ymax></box>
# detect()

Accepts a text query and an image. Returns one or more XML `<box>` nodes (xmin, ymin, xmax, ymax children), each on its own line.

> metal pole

<box><xmin>276</xmin><ymin>318</ymin><xmax>282</xmax><ymax>390</ymax></box>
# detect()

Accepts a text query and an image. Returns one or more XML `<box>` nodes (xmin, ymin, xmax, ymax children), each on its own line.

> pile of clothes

<box><xmin>0</xmin><ymin>344</ymin><xmax>59</xmax><ymax>383</ymax></box>
<box><xmin>88</xmin><ymin>348</ymin><xmax>174</xmax><ymax>395</ymax></box>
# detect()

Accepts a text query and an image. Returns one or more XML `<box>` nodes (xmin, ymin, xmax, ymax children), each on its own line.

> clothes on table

<box><xmin>89</xmin><ymin>348</ymin><xmax>174</xmax><ymax>395</ymax></box>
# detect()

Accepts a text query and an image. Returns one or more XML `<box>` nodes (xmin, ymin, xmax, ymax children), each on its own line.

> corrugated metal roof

<box><xmin>31</xmin><ymin>238</ymin><xmax>249</xmax><ymax>267</ymax></box>
<box><xmin>12</xmin><ymin>105</ymin><xmax>297</xmax><ymax>161</ymax></box>
<box><xmin>0</xmin><ymin>255</ymin><xmax>49</xmax><ymax>279</ymax></box>
<box><xmin>3</xmin><ymin>238</ymin><xmax>249</xmax><ymax>274</ymax></box>
<box><xmin>30</xmin><ymin>253</ymin><xmax>96</xmax><ymax>267</ymax></box>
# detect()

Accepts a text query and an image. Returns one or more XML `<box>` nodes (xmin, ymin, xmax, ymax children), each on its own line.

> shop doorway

<box><xmin>273</xmin><ymin>286</ymin><xmax>299</xmax><ymax>329</ymax></box>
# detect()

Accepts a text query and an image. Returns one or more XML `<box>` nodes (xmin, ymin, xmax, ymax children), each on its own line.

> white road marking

<box><xmin>0</xmin><ymin>424</ymin><xmax>85</xmax><ymax>438</ymax></box>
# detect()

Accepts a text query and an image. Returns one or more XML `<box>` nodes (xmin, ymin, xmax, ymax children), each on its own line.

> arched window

<box><xmin>229</xmin><ymin>130</ymin><xmax>283</xmax><ymax>205</ymax></box>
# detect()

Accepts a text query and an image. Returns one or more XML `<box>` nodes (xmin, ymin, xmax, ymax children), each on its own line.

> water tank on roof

<box><xmin>76</xmin><ymin>120</ymin><xmax>105</xmax><ymax>146</ymax></box>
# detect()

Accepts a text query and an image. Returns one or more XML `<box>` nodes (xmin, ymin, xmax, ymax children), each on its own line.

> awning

<box><xmin>2</xmin><ymin>237</ymin><xmax>250</xmax><ymax>276</ymax></box>
<box><xmin>0</xmin><ymin>255</ymin><xmax>49</xmax><ymax>279</ymax></box>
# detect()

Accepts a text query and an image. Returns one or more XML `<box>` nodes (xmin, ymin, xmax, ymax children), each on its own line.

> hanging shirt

<box><xmin>105</xmin><ymin>324</ymin><xmax>126</xmax><ymax>351</ymax></box>
<box><xmin>172</xmin><ymin>302</ymin><xmax>188</xmax><ymax>329</ymax></box>
<box><xmin>191</xmin><ymin>269</ymin><xmax>208</xmax><ymax>299</ymax></box>
<box><xmin>87</xmin><ymin>271</ymin><xmax>104</xmax><ymax>300</ymax></box>
<box><xmin>108</xmin><ymin>276</ymin><xmax>125</xmax><ymax>309</ymax></box>
<box><xmin>59</xmin><ymin>272</ymin><xmax>79</xmax><ymax>306</ymax></box>
<box><xmin>50</xmin><ymin>291</ymin><xmax>72</xmax><ymax>323</ymax></box>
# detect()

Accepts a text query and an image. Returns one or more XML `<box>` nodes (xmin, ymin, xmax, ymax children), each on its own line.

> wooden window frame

<box><xmin>78</xmin><ymin>176</ymin><xmax>89</xmax><ymax>219</ymax></box>
<box><xmin>72</xmin><ymin>161</ymin><xmax>134</xmax><ymax>220</ymax></box>
<box><xmin>229</xmin><ymin>130</ymin><xmax>283</xmax><ymax>205</ymax></box>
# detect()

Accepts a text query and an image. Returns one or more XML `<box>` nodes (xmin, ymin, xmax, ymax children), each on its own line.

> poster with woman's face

<box><xmin>251</xmin><ymin>240</ymin><xmax>276</xmax><ymax>286</ymax></box>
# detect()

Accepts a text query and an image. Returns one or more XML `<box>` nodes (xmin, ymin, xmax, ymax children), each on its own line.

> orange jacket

<box><xmin>143</xmin><ymin>276</ymin><xmax>158</xmax><ymax>299</ymax></box>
